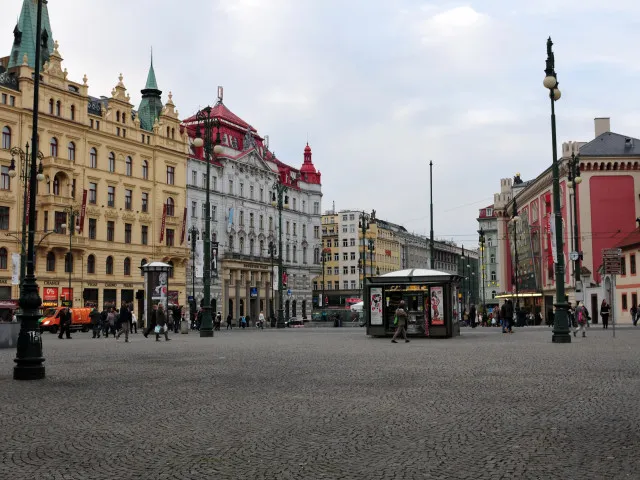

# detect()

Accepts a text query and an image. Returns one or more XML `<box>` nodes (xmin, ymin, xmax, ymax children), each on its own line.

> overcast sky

<box><xmin>3</xmin><ymin>0</ymin><xmax>640</xmax><ymax>247</ymax></box>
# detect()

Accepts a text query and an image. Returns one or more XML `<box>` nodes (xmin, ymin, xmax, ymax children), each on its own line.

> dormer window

<box><xmin>486</xmin><ymin>208</ymin><xmax>493</xmax><ymax>216</ymax></box>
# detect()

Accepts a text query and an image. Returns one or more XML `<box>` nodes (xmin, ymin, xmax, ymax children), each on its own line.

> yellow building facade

<box><xmin>0</xmin><ymin>39</ymin><xmax>189</xmax><ymax>316</ymax></box>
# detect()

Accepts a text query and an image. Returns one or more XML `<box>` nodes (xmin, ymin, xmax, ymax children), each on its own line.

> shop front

<box><xmin>365</xmin><ymin>269</ymin><xmax>461</xmax><ymax>339</ymax></box>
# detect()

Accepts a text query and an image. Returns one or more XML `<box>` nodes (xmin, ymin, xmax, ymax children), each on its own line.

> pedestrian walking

<box><xmin>100</xmin><ymin>308</ymin><xmax>108</xmax><ymax>337</ymax></box>
<box><xmin>116</xmin><ymin>302</ymin><xmax>131</xmax><ymax>342</ymax></box>
<box><xmin>226</xmin><ymin>313</ymin><xmax>232</xmax><ymax>330</ymax></box>
<box><xmin>58</xmin><ymin>307</ymin><xmax>72</xmax><ymax>339</ymax></box>
<box><xmin>241</xmin><ymin>316</ymin><xmax>247</xmax><ymax>329</ymax></box>
<box><xmin>155</xmin><ymin>304</ymin><xmax>170</xmax><ymax>341</ymax></box>
<box><xmin>215</xmin><ymin>312</ymin><xmax>222</xmax><ymax>331</ymax></box>
<box><xmin>391</xmin><ymin>300</ymin><xmax>410</xmax><ymax>343</ymax></box>
<box><xmin>143</xmin><ymin>305</ymin><xmax>157</xmax><ymax>338</ymax></box>
<box><xmin>469</xmin><ymin>304</ymin><xmax>477</xmax><ymax>328</ymax></box>
<box><xmin>131</xmin><ymin>310</ymin><xmax>138</xmax><ymax>334</ymax></box>
<box><xmin>631</xmin><ymin>304</ymin><xmax>638</xmax><ymax>326</ymax></box>
<box><xmin>90</xmin><ymin>307</ymin><xmax>101</xmax><ymax>338</ymax></box>
<box><xmin>574</xmin><ymin>302</ymin><xmax>590</xmax><ymax>337</ymax></box>
<box><xmin>600</xmin><ymin>299</ymin><xmax>610</xmax><ymax>329</ymax></box>
<box><xmin>258</xmin><ymin>311</ymin><xmax>265</xmax><ymax>329</ymax></box>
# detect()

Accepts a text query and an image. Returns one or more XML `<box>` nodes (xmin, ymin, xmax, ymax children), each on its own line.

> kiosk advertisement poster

<box><xmin>151</xmin><ymin>271</ymin><xmax>168</xmax><ymax>311</ymax></box>
<box><xmin>430</xmin><ymin>286</ymin><xmax>444</xmax><ymax>325</ymax></box>
<box><xmin>370</xmin><ymin>288</ymin><xmax>383</xmax><ymax>325</ymax></box>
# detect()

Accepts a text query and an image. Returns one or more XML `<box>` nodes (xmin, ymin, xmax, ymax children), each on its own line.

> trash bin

<box><xmin>181</xmin><ymin>319</ymin><xmax>189</xmax><ymax>334</ymax></box>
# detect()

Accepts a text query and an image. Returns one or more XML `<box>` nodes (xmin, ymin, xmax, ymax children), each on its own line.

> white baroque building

<box><xmin>183</xmin><ymin>92</ymin><xmax>322</xmax><ymax>322</ymax></box>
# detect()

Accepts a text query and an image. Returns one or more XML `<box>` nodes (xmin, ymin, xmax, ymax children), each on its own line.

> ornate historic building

<box><xmin>0</xmin><ymin>0</ymin><xmax>189</xmax><ymax>318</ymax></box>
<box><xmin>183</xmin><ymin>90</ymin><xmax>323</xmax><ymax>321</ymax></box>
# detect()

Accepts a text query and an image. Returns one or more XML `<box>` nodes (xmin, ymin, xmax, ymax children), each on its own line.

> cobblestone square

<box><xmin>1</xmin><ymin>326</ymin><xmax>639</xmax><ymax>479</ymax></box>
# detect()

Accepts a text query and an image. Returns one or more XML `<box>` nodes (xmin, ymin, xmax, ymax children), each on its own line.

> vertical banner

<box><xmin>11</xmin><ymin>253</ymin><xmax>20</xmax><ymax>285</ymax></box>
<box><xmin>227</xmin><ymin>207</ymin><xmax>234</xmax><ymax>233</ymax></box>
<box><xmin>370</xmin><ymin>287</ymin><xmax>382</xmax><ymax>325</ymax></box>
<box><xmin>211</xmin><ymin>241</ymin><xmax>219</xmax><ymax>277</ymax></box>
<box><xmin>150</xmin><ymin>270</ymin><xmax>168</xmax><ymax>312</ymax></box>
<box><xmin>25</xmin><ymin>184</ymin><xmax>31</xmax><ymax>225</ymax></box>
<box><xmin>79</xmin><ymin>189</ymin><xmax>87</xmax><ymax>234</ymax></box>
<box><xmin>159</xmin><ymin>203</ymin><xmax>167</xmax><ymax>243</ymax></box>
<box><xmin>195</xmin><ymin>239</ymin><xmax>204</xmax><ymax>278</ymax></box>
<box><xmin>180</xmin><ymin>207</ymin><xmax>187</xmax><ymax>245</ymax></box>
<box><xmin>550</xmin><ymin>216</ymin><xmax>558</xmax><ymax>264</ymax></box>
<box><xmin>430</xmin><ymin>286</ymin><xmax>444</xmax><ymax>325</ymax></box>
<box><xmin>273</xmin><ymin>266</ymin><xmax>279</xmax><ymax>291</ymax></box>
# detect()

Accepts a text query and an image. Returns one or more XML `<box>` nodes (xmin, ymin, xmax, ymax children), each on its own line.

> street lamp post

<box><xmin>367</xmin><ymin>239</ymin><xmax>375</xmax><ymax>278</ymax></box>
<box><xmin>271</xmin><ymin>183</ymin><xmax>289</xmax><ymax>328</ymax></box>
<box><xmin>359</xmin><ymin>211</ymin><xmax>370</xmax><ymax>288</ymax></box>
<box><xmin>188</xmin><ymin>226</ymin><xmax>199</xmax><ymax>320</ymax></box>
<box><xmin>14</xmin><ymin>0</ymin><xmax>46</xmax><ymax>380</ymax></box>
<box><xmin>268</xmin><ymin>241</ymin><xmax>277</xmax><ymax>319</ymax></box>
<box><xmin>8</xmin><ymin>145</ymin><xmax>44</xmax><ymax>285</ymax></box>
<box><xmin>192</xmin><ymin>107</ymin><xmax>223</xmax><ymax>338</ymax></box>
<box><xmin>567</xmin><ymin>153</ymin><xmax>582</xmax><ymax>294</ymax></box>
<box><xmin>478</xmin><ymin>228</ymin><xmax>487</xmax><ymax>317</ymax></box>
<box><xmin>61</xmin><ymin>206</ymin><xmax>80</xmax><ymax>307</ymax></box>
<box><xmin>544</xmin><ymin>37</ymin><xmax>571</xmax><ymax>343</ymax></box>
<box><xmin>510</xmin><ymin>196</ymin><xmax>521</xmax><ymax>324</ymax></box>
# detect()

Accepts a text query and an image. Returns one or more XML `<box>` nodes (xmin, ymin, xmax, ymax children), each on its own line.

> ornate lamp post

<box><xmin>268</xmin><ymin>241</ymin><xmax>277</xmax><ymax>318</ymax></box>
<box><xmin>188</xmin><ymin>225</ymin><xmax>199</xmax><ymax>320</ymax></box>
<box><xmin>271</xmin><ymin>182</ymin><xmax>289</xmax><ymax>328</ymax></box>
<box><xmin>192</xmin><ymin>107</ymin><xmax>223</xmax><ymax>337</ymax></box>
<box><xmin>8</xmin><ymin>145</ymin><xmax>44</xmax><ymax>285</ymax></box>
<box><xmin>14</xmin><ymin>0</ymin><xmax>46</xmax><ymax>380</ymax></box>
<box><xmin>359</xmin><ymin>211</ymin><xmax>370</xmax><ymax>287</ymax></box>
<box><xmin>367</xmin><ymin>239</ymin><xmax>375</xmax><ymax>277</ymax></box>
<box><xmin>567</xmin><ymin>153</ymin><xmax>582</xmax><ymax>294</ymax></box>
<box><xmin>543</xmin><ymin>37</ymin><xmax>571</xmax><ymax>343</ymax></box>
<box><xmin>510</xmin><ymin>197</ymin><xmax>521</xmax><ymax>324</ymax></box>
<box><xmin>61</xmin><ymin>206</ymin><xmax>80</xmax><ymax>307</ymax></box>
<box><xmin>478</xmin><ymin>228</ymin><xmax>487</xmax><ymax>317</ymax></box>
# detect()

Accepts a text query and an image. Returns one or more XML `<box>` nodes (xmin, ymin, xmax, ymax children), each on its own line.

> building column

<box><xmin>235</xmin><ymin>274</ymin><xmax>241</xmax><ymax>322</ymax></box>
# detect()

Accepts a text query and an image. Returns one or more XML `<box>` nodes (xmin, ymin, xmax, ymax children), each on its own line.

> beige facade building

<box><xmin>0</xmin><ymin>1</ymin><xmax>189</xmax><ymax>319</ymax></box>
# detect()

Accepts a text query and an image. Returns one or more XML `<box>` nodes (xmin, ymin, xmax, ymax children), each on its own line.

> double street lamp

<box><xmin>192</xmin><ymin>107</ymin><xmax>223</xmax><ymax>338</ymax></box>
<box><xmin>8</xmin><ymin>144</ymin><xmax>44</xmax><ymax>285</ymax></box>
<box><xmin>14</xmin><ymin>0</ymin><xmax>46</xmax><ymax>380</ymax></box>
<box><xmin>567</xmin><ymin>153</ymin><xmax>582</xmax><ymax>292</ymax></box>
<box><xmin>544</xmin><ymin>37</ymin><xmax>571</xmax><ymax>343</ymax></box>
<box><xmin>359</xmin><ymin>211</ymin><xmax>371</xmax><ymax>290</ymax></box>
<box><xmin>268</xmin><ymin>241</ymin><xmax>277</xmax><ymax>319</ymax></box>
<box><xmin>271</xmin><ymin>182</ymin><xmax>289</xmax><ymax>328</ymax></box>
<box><xmin>61</xmin><ymin>206</ymin><xmax>80</xmax><ymax>307</ymax></box>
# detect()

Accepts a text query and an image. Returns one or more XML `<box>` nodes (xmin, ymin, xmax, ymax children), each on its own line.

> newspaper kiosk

<box><xmin>365</xmin><ymin>269</ymin><xmax>461</xmax><ymax>338</ymax></box>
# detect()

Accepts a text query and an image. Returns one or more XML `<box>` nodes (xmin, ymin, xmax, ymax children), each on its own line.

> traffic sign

<box><xmin>287</xmin><ymin>289</ymin><xmax>292</xmax><ymax>297</ymax></box>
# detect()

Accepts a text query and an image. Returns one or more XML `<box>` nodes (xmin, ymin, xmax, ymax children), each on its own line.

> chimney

<box><xmin>594</xmin><ymin>117</ymin><xmax>610</xmax><ymax>137</ymax></box>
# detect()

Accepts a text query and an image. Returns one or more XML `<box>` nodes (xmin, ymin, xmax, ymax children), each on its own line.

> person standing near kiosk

<box><xmin>391</xmin><ymin>300</ymin><xmax>410</xmax><ymax>344</ymax></box>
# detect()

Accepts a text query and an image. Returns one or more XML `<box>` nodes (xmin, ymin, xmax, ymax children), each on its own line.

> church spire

<box><xmin>138</xmin><ymin>49</ymin><xmax>163</xmax><ymax>132</ymax></box>
<box><xmin>8</xmin><ymin>0</ymin><xmax>55</xmax><ymax>69</ymax></box>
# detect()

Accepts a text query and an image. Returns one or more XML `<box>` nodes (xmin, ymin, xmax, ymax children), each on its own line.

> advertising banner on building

<box><xmin>550</xmin><ymin>217</ymin><xmax>558</xmax><ymax>264</ymax></box>
<box><xmin>11</xmin><ymin>253</ymin><xmax>20</xmax><ymax>285</ymax></box>
<box><xmin>370</xmin><ymin>287</ymin><xmax>383</xmax><ymax>325</ymax></box>
<box><xmin>273</xmin><ymin>266</ymin><xmax>279</xmax><ymax>291</ymax></box>
<box><xmin>180</xmin><ymin>207</ymin><xmax>187</xmax><ymax>245</ymax></box>
<box><xmin>42</xmin><ymin>287</ymin><xmax>58</xmax><ymax>307</ymax></box>
<box><xmin>159</xmin><ymin>203</ymin><xmax>167</xmax><ymax>243</ymax></box>
<box><xmin>195</xmin><ymin>239</ymin><xmax>204</xmax><ymax>278</ymax></box>
<box><xmin>430</xmin><ymin>286</ymin><xmax>444</xmax><ymax>326</ymax></box>
<box><xmin>79</xmin><ymin>189</ymin><xmax>87</xmax><ymax>234</ymax></box>
<box><xmin>211</xmin><ymin>241</ymin><xmax>219</xmax><ymax>277</ymax></box>
<box><xmin>150</xmin><ymin>270</ymin><xmax>168</xmax><ymax>312</ymax></box>
<box><xmin>509</xmin><ymin>216</ymin><xmax>540</xmax><ymax>293</ymax></box>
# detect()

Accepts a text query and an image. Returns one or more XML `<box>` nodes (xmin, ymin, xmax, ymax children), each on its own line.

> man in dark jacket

<box><xmin>90</xmin><ymin>307</ymin><xmax>101</xmax><ymax>338</ymax></box>
<box><xmin>155</xmin><ymin>303</ymin><xmax>170</xmax><ymax>341</ymax></box>
<box><xmin>116</xmin><ymin>302</ymin><xmax>131</xmax><ymax>342</ymax></box>
<box><xmin>58</xmin><ymin>307</ymin><xmax>72</xmax><ymax>339</ymax></box>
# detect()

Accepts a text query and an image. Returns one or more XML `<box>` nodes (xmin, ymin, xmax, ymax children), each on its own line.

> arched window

<box><xmin>2</xmin><ymin>126</ymin><xmax>11</xmax><ymax>149</ymax></box>
<box><xmin>89</xmin><ymin>147</ymin><xmax>97</xmax><ymax>168</ymax></box>
<box><xmin>116</xmin><ymin>111</ymin><xmax>120</xmax><ymax>122</ymax></box>
<box><xmin>239</xmin><ymin>237</ymin><xmax>244</xmax><ymax>254</ymax></box>
<box><xmin>122</xmin><ymin>112</ymin><xmax>126</xmax><ymax>124</ymax></box>
<box><xmin>167</xmin><ymin>260</ymin><xmax>174</xmax><ymax>278</ymax></box>
<box><xmin>124</xmin><ymin>257</ymin><xmax>131</xmax><ymax>276</ymax></box>
<box><xmin>125</xmin><ymin>156</ymin><xmax>132</xmax><ymax>176</ymax></box>
<box><xmin>108</xmin><ymin>152</ymin><xmax>115</xmax><ymax>172</ymax></box>
<box><xmin>87</xmin><ymin>254</ymin><xmax>95</xmax><ymax>274</ymax></box>
<box><xmin>70</xmin><ymin>105</ymin><xmax>75</xmax><ymax>121</ymax></box>
<box><xmin>64</xmin><ymin>252</ymin><xmax>74</xmax><ymax>273</ymax></box>
<box><xmin>491</xmin><ymin>291</ymin><xmax>497</xmax><ymax>299</ymax></box>
<box><xmin>142</xmin><ymin>160</ymin><xmax>148</xmax><ymax>179</ymax></box>
<box><xmin>259</xmin><ymin>240</ymin><xmax>264</xmax><ymax>256</ymax></box>
<box><xmin>293</xmin><ymin>245</ymin><xmax>297</xmax><ymax>263</ymax></box>
<box><xmin>166</xmin><ymin>126</ymin><xmax>170</xmax><ymax>137</ymax></box>
<box><xmin>106</xmin><ymin>256</ymin><xmax>114</xmax><ymax>275</ymax></box>
<box><xmin>490</xmin><ymin>254</ymin><xmax>495</xmax><ymax>264</ymax></box>
<box><xmin>140</xmin><ymin>258</ymin><xmax>147</xmax><ymax>276</ymax></box>
<box><xmin>67</xmin><ymin>141</ymin><xmax>76</xmax><ymax>161</ymax></box>
<box><xmin>249</xmin><ymin>239</ymin><xmax>254</xmax><ymax>256</ymax></box>
<box><xmin>46</xmin><ymin>252</ymin><xmax>56</xmax><ymax>272</ymax></box>
<box><xmin>228</xmin><ymin>236</ymin><xmax>234</xmax><ymax>251</ymax></box>
<box><xmin>48</xmin><ymin>98</ymin><xmax>54</xmax><ymax>114</ymax></box>
<box><xmin>50</xmin><ymin>137</ymin><xmax>58</xmax><ymax>157</ymax></box>
<box><xmin>0</xmin><ymin>248</ymin><xmax>7</xmax><ymax>269</ymax></box>
<box><xmin>166</xmin><ymin>197</ymin><xmax>175</xmax><ymax>216</ymax></box>
<box><xmin>171</xmin><ymin>128</ymin><xmax>175</xmax><ymax>139</ymax></box>
<box><xmin>52</xmin><ymin>175</ymin><xmax>60</xmax><ymax>195</ymax></box>
<box><xmin>491</xmin><ymin>271</ymin><xmax>496</xmax><ymax>281</ymax></box>
<box><xmin>55</xmin><ymin>100</ymin><xmax>61</xmax><ymax>116</ymax></box>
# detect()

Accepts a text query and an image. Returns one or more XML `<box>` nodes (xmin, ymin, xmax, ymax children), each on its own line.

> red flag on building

<box><xmin>180</xmin><ymin>207</ymin><xmax>187</xmax><ymax>245</ymax></box>
<box><xmin>79</xmin><ymin>189</ymin><xmax>87</xmax><ymax>234</ymax></box>
<box><xmin>159</xmin><ymin>203</ymin><xmax>167</xmax><ymax>243</ymax></box>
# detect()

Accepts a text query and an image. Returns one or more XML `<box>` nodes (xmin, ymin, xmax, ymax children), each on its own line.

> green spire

<box><xmin>138</xmin><ymin>50</ymin><xmax>163</xmax><ymax>132</ymax></box>
<box><xmin>8</xmin><ymin>0</ymin><xmax>55</xmax><ymax>69</ymax></box>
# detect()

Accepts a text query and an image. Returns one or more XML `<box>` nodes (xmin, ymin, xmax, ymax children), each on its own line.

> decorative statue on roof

<box><xmin>371</xmin><ymin>209</ymin><xmax>376</xmax><ymax>220</ymax></box>
<box><xmin>243</xmin><ymin>125</ymin><xmax>256</xmax><ymax>151</ymax></box>
<box><xmin>513</xmin><ymin>173</ymin><xmax>523</xmax><ymax>185</ymax></box>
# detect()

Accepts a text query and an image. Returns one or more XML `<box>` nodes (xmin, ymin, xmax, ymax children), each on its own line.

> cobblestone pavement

<box><xmin>1</xmin><ymin>326</ymin><xmax>639</xmax><ymax>480</ymax></box>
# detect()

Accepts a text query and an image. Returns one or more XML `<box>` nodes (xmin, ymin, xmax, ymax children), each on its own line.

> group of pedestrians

<box><xmin>90</xmin><ymin>302</ymin><xmax>137</xmax><ymax>342</ymax></box>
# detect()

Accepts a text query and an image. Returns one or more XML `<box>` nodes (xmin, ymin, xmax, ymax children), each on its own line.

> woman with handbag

<box><xmin>155</xmin><ymin>304</ymin><xmax>170</xmax><ymax>342</ymax></box>
<box><xmin>600</xmin><ymin>299</ymin><xmax>610</xmax><ymax>329</ymax></box>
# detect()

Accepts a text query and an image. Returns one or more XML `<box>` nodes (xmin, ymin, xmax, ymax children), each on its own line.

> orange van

<box><xmin>39</xmin><ymin>307</ymin><xmax>92</xmax><ymax>334</ymax></box>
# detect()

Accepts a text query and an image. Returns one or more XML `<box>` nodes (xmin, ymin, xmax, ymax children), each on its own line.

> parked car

<box><xmin>285</xmin><ymin>317</ymin><xmax>304</xmax><ymax>328</ymax></box>
<box><xmin>39</xmin><ymin>307</ymin><xmax>92</xmax><ymax>334</ymax></box>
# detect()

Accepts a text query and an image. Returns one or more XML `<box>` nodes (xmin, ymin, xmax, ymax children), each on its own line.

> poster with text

<box><xmin>430</xmin><ymin>286</ymin><xmax>444</xmax><ymax>325</ymax></box>
<box><xmin>370</xmin><ymin>287</ymin><xmax>383</xmax><ymax>325</ymax></box>
<box><xmin>150</xmin><ymin>270</ymin><xmax>168</xmax><ymax>311</ymax></box>
<box><xmin>11</xmin><ymin>253</ymin><xmax>19</xmax><ymax>285</ymax></box>
<box><xmin>195</xmin><ymin>239</ymin><xmax>204</xmax><ymax>278</ymax></box>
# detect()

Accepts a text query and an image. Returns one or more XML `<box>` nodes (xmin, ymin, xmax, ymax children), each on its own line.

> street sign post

<box><xmin>602</xmin><ymin>248</ymin><xmax>622</xmax><ymax>337</ymax></box>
